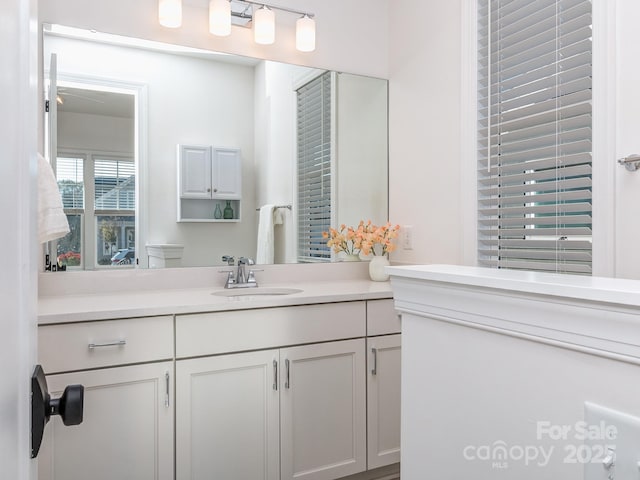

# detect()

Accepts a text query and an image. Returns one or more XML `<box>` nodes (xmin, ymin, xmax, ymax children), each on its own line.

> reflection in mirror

<box><xmin>44</xmin><ymin>24</ymin><xmax>388</xmax><ymax>269</ymax></box>
<box><xmin>52</xmin><ymin>87</ymin><xmax>136</xmax><ymax>269</ymax></box>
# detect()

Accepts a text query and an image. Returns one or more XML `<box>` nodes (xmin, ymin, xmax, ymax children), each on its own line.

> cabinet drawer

<box><xmin>367</xmin><ymin>299</ymin><xmax>401</xmax><ymax>336</ymax></box>
<box><xmin>176</xmin><ymin>301</ymin><xmax>366</xmax><ymax>358</ymax></box>
<box><xmin>38</xmin><ymin>316</ymin><xmax>173</xmax><ymax>374</ymax></box>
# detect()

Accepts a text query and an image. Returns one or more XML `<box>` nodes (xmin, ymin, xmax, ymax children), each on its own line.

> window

<box><xmin>53</xmin><ymin>154</ymin><xmax>135</xmax><ymax>268</ymax></box>
<box><xmin>477</xmin><ymin>0</ymin><xmax>593</xmax><ymax>274</ymax></box>
<box><xmin>296</xmin><ymin>71</ymin><xmax>332</xmax><ymax>262</ymax></box>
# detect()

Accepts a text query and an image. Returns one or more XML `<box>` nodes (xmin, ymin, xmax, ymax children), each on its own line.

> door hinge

<box><xmin>45</xmin><ymin>100</ymin><xmax>50</xmax><ymax>113</ymax></box>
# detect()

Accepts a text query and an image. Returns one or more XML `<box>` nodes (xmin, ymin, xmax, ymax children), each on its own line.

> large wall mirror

<box><xmin>43</xmin><ymin>24</ymin><xmax>388</xmax><ymax>269</ymax></box>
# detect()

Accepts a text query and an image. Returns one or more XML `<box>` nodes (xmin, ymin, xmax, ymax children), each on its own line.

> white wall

<box><xmin>46</xmin><ymin>35</ymin><xmax>257</xmax><ymax>267</ymax></box>
<box><xmin>388</xmin><ymin>0</ymin><xmax>464</xmax><ymax>266</ymax></box>
<box><xmin>404</xmin><ymin>316</ymin><xmax>640</xmax><ymax>479</ymax></box>
<box><xmin>336</xmin><ymin>73</ymin><xmax>388</xmax><ymax>230</ymax></box>
<box><xmin>253</xmin><ymin>60</ymin><xmax>311</xmax><ymax>263</ymax></box>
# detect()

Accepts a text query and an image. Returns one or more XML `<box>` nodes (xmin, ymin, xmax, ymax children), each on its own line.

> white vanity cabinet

<box><xmin>38</xmin><ymin>362</ymin><xmax>174</xmax><ymax>480</ymax></box>
<box><xmin>176</xmin><ymin>339</ymin><xmax>366</xmax><ymax>480</ymax></box>
<box><xmin>175</xmin><ymin>302</ymin><xmax>368</xmax><ymax>480</ymax></box>
<box><xmin>280</xmin><ymin>338</ymin><xmax>366</xmax><ymax>480</ymax></box>
<box><xmin>177</xmin><ymin>144</ymin><xmax>242</xmax><ymax>222</ymax></box>
<box><xmin>37</xmin><ymin>293</ymin><xmax>400</xmax><ymax>480</ymax></box>
<box><xmin>37</xmin><ymin>316</ymin><xmax>174</xmax><ymax>480</ymax></box>
<box><xmin>176</xmin><ymin>350</ymin><xmax>280</xmax><ymax>480</ymax></box>
<box><xmin>366</xmin><ymin>299</ymin><xmax>402</xmax><ymax>470</ymax></box>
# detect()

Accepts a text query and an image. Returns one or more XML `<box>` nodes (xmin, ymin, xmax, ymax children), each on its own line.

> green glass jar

<box><xmin>223</xmin><ymin>200</ymin><xmax>234</xmax><ymax>219</ymax></box>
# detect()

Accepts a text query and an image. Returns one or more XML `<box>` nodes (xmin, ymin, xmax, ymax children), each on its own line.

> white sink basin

<box><xmin>212</xmin><ymin>287</ymin><xmax>303</xmax><ymax>297</ymax></box>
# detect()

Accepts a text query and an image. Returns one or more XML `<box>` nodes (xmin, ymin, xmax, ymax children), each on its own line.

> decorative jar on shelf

<box><xmin>223</xmin><ymin>200</ymin><xmax>234</xmax><ymax>219</ymax></box>
<box><xmin>214</xmin><ymin>203</ymin><xmax>222</xmax><ymax>219</ymax></box>
<box><xmin>368</xmin><ymin>256</ymin><xmax>390</xmax><ymax>282</ymax></box>
<box><xmin>342</xmin><ymin>254</ymin><xmax>361</xmax><ymax>262</ymax></box>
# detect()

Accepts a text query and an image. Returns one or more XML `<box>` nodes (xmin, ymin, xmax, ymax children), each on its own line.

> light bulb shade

<box><xmin>254</xmin><ymin>6</ymin><xmax>275</xmax><ymax>45</ymax></box>
<box><xmin>159</xmin><ymin>0</ymin><xmax>182</xmax><ymax>28</ymax></box>
<box><xmin>209</xmin><ymin>0</ymin><xmax>231</xmax><ymax>36</ymax></box>
<box><xmin>296</xmin><ymin>15</ymin><xmax>316</xmax><ymax>52</ymax></box>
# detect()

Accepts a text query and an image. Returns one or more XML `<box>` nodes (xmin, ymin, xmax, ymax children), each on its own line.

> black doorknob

<box><xmin>31</xmin><ymin>364</ymin><xmax>84</xmax><ymax>458</ymax></box>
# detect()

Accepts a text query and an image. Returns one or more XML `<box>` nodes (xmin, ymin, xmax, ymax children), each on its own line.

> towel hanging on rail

<box><xmin>256</xmin><ymin>204</ymin><xmax>283</xmax><ymax>264</ymax></box>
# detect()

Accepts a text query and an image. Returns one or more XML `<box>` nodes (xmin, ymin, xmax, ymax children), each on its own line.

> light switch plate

<box><xmin>584</xmin><ymin>402</ymin><xmax>640</xmax><ymax>480</ymax></box>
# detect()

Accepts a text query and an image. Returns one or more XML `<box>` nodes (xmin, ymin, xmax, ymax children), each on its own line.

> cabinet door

<box><xmin>280</xmin><ymin>339</ymin><xmax>366</xmax><ymax>480</ymax></box>
<box><xmin>176</xmin><ymin>350</ymin><xmax>279</xmax><ymax>480</ymax></box>
<box><xmin>367</xmin><ymin>335</ymin><xmax>401</xmax><ymax>469</ymax></box>
<box><xmin>38</xmin><ymin>362</ymin><xmax>174</xmax><ymax>480</ymax></box>
<box><xmin>211</xmin><ymin>147</ymin><xmax>241</xmax><ymax>199</ymax></box>
<box><xmin>179</xmin><ymin>144</ymin><xmax>212</xmax><ymax>198</ymax></box>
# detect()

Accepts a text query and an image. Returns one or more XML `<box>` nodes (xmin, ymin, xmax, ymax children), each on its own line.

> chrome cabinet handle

<box><xmin>285</xmin><ymin>359</ymin><xmax>290</xmax><ymax>389</ymax></box>
<box><xmin>165</xmin><ymin>371</ymin><xmax>170</xmax><ymax>408</ymax></box>
<box><xmin>371</xmin><ymin>347</ymin><xmax>378</xmax><ymax>376</ymax></box>
<box><xmin>273</xmin><ymin>360</ymin><xmax>278</xmax><ymax>391</ymax></box>
<box><xmin>88</xmin><ymin>340</ymin><xmax>126</xmax><ymax>349</ymax></box>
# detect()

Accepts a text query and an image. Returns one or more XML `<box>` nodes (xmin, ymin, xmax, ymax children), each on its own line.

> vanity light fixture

<box><xmin>253</xmin><ymin>5</ymin><xmax>275</xmax><ymax>45</ymax></box>
<box><xmin>161</xmin><ymin>0</ymin><xmax>316</xmax><ymax>52</ymax></box>
<box><xmin>158</xmin><ymin>0</ymin><xmax>182</xmax><ymax>28</ymax></box>
<box><xmin>296</xmin><ymin>14</ymin><xmax>316</xmax><ymax>52</ymax></box>
<box><xmin>209</xmin><ymin>0</ymin><xmax>231</xmax><ymax>36</ymax></box>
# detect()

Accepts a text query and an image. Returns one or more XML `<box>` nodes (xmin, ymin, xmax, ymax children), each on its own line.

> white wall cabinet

<box><xmin>367</xmin><ymin>334</ymin><xmax>401</xmax><ymax>469</ymax></box>
<box><xmin>177</xmin><ymin>144</ymin><xmax>241</xmax><ymax>222</ymax></box>
<box><xmin>38</xmin><ymin>362</ymin><xmax>174</xmax><ymax>480</ymax></box>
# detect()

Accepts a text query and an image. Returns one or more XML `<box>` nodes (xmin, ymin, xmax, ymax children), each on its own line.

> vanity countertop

<box><xmin>38</xmin><ymin>279</ymin><xmax>393</xmax><ymax>324</ymax></box>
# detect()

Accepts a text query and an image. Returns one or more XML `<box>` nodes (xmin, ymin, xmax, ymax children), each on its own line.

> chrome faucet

<box><xmin>220</xmin><ymin>256</ymin><xmax>260</xmax><ymax>289</ymax></box>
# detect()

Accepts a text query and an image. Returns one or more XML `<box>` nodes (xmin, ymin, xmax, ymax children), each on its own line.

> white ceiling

<box><xmin>57</xmin><ymin>87</ymin><xmax>134</xmax><ymax>118</ymax></box>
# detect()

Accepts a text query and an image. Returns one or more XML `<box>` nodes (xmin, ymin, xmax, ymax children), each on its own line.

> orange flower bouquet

<box><xmin>357</xmin><ymin>220</ymin><xmax>401</xmax><ymax>256</ymax></box>
<box><xmin>322</xmin><ymin>224</ymin><xmax>363</xmax><ymax>256</ymax></box>
<box><xmin>323</xmin><ymin>221</ymin><xmax>400</xmax><ymax>257</ymax></box>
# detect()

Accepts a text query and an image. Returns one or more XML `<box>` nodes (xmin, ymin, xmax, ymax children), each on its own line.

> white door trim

<box><xmin>0</xmin><ymin>0</ymin><xmax>39</xmax><ymax>478</ymax></box>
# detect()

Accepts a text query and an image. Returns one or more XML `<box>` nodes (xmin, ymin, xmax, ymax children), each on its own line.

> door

<box><xmin>176</xmin><ymin>350</ymin><xmax>280</xmax><ymax>480</ymax></box>
<box><xmin>179</xmin><ymin>145</ymin><xmax>212</xmax><ymax>198</ymax></box>
<box><xmin>280</xmin><ymin>339</ymin><xmax>366</xmax><ymax>480</ymax></box>
<box><xmin>1</xmin><ymin>0</ymin><xmax>38</xmax><ymax>478</ymax></box>
<box><xmin>367</xmin><ymin>335</ymin><xmax>401</xmax><ymax>469</ymax></box>
<box><xmin>615</xmin><ymin>0</ymin><xmax>640</xmax><ymax>279</ymax></box>
<box><xmin>211</xmin><ymin>147</ymin><xmax>241</xmax><ymax>199</ymax></box>
<box><xmin>38</xmin><ymin>362</ymin><xmax>174</xmax><ymax>480</ymax></box>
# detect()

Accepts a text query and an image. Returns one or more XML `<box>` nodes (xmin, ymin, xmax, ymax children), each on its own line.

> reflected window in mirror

<box><xmin>51</xmin><ymin>153</ymin><xmax>136</xmax><ymax>269</ymax></box>
<box><xmin>296</xmin><ymin>71</ymin><xmax>332</xmax><ymax>263</ymax></box>
<box><xmin>47</xmin><ymin>78</ymin><xmax>137</xmax><ymax>269</ymax></box>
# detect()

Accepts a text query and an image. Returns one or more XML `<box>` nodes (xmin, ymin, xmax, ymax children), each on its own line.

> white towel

<box><xmin>38</xmin><ymin>154</ymin><xmax>70</xmax><ymax>244</ymax></box>
<box><xmin>256</xmin><ymin>205</ymin><xmax>282</xmax><ymax>264</ymax></box>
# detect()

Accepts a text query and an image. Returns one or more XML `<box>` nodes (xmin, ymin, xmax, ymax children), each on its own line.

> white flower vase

<box><xmin>342</xmin><ymin>254</ymin><xmax>361</xmax><ymax>262</ymax></box>
<box><xmin>369</xmin><ymin>256</ymin><xmax>390</xmax><ymax>281</ymax></box>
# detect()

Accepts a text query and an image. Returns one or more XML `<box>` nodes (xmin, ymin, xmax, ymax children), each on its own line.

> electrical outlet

<box><xmin>402</xmin><ymin>225</ymin><xmax>413</xmax><ymax>250</ymax></box>
<box><xmin>584</xmin><ymin>402</ymin><xmax>640</xmax><ymax>480</ymax></box>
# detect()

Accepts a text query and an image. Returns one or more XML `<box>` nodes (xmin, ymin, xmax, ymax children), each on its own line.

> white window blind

<box><xmin>94</xmin><ymin>158</ymin><xmax>135</xmax><ymax>211</ymax></box>
<box><xmin>56</xmin><ymin>156</ymin><xmax>84</xmax><ymax>210</ymax></box>
<box><xmin>297</xmin><ymin>71</ymin><xmax>332</xmax><ymax>262</ymax></box>
<box><xmin>477</xmin><ymin>0</ymin><xmax>592</xmax><ymax>274</ymax></box>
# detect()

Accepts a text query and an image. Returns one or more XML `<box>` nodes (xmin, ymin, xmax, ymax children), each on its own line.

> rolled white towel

<box><xmin>38</xmin><ymin>154</ymin><xmax>69</xmax><ymax>244</ymax></box>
